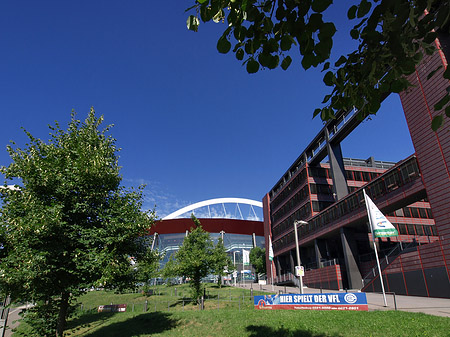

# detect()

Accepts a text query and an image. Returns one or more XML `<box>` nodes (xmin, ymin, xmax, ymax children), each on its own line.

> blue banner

<box><xmin>254</xmin><ymin>293</ymin><xmax>368</xmax><ymax>311</ymax></box>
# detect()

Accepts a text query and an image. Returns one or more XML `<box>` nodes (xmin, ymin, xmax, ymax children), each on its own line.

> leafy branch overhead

<box><xmin>187</xmin><ymin>0</ymin><xmax>450</xmax><ymax>129</ymax></box>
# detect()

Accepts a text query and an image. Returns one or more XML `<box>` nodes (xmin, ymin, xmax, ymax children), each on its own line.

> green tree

<box><xmin>135</xmin><ymin>241</ymin><xmax>161</xmax><ymax>291</ymax></box>
<box><xmin>161</xmin><ymin>254</ymin><xmax>180</xmax><ymax>279</ymax></box>
<box><xmin>174</xmin><ymin>215</ymin><xmax>213</xmax><ymax>303</ymax></box>
<box><xmin>0</xmin><ymin>109</ymin><xmax>155</xmax><ymax>336</ymax></box>
<box><xmin>187</xmin><ymin>0</ymin><xmax>450</xmax><ymax>129</ymax></box>
<box><xmin>249</xmin><ymin>246</ymin><xmax>266</xmax><ymax>282</ymax></box>
<box><xmin>211</xmin><ymin>237</ymin><xmax>233</xmax><ymax>287</ymax></box>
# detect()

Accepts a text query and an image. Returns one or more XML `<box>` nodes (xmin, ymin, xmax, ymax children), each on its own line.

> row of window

<box><xmin>312</xmin><ymin>200</ymin><xmax>334</xmax><ymax>212</ymax></box>
<box><xmin>345</xmin><ymin>170</ymin><xmax>381</xmax><ymax>182</ymax></box>
<box><xmin>309</xmin><ymin>167</ymin><xmax>382</xmax><ymax>183</ymax></box>
<box><xmin>271</xmin><ymin>203</ymin><xmax>312</xmax><ymax>240</ymax></box>
<box><xmin>270</xmin><ymin>169</ymin><xmax>307</xmax><ymax>210</ymax></box>
<box><xmin>303</xmin><ymin>157</ymin><xmax>422</xmax><ymax>236</ymax></box>
<box><xmin>271</xmin><ymin>186</ymin><xmax>309</xmax><ymax>224</ymax></box>
<box><xmin>369</xmin><ymin>159</ymin><xmax>420</xmax><ymax>200</ymax></box>
<box><xmin>309</xmin><ymin>183</ymin><xmax>333</xmax><ymax>195</ymax></box>
<box><xmin>308</xmin><ymin>167</ymin><xmax>330</xmax><ymax>179</ymax></box>
<box><xmin>388</xmin><ymin>206</ymin><xmax>433</xmax><ymax>219</ymax></box>
<box><xmin>394</xmin><ymin>223</ymin><xmax>438</xmax><ymax>236</ymax></box>
<box><xmin>272</xmin><ymin>223</ymin><xmax>438</xmax><ymax>254</ymax></box>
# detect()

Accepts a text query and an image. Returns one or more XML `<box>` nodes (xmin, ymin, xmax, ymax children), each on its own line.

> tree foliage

<box><xmin>0</xmin><ymin>109</ymin><xmax>155</xmax><ymax>336</ymax></box>
<box><xmin>249</xmin><ymin>246</ymin><xmax>266</xmax><ymax>277</ymax></box>
<box><xmin>210</xmin><ymin>237</ymin><xmax>233</xmax><ymax>287</ymax></box>
<box><xmin>174</xmin><ymin>215</ymin><xmax>213</xmax><ymax>302</ymax></box>
<box><xmin>134</xmin><ymin>239</ymin><xmax>161</xmax><ymax>288</ymax></box>
<box><xmin>187</xmin><ymin>0</ymin><xmax>450</xmax><ymax>129</ymax></box>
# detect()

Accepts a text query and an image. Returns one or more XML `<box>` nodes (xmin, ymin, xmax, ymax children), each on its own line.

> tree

<box><xmin>134</xmin><ymin>240</ymin><xmax>161</xmax><ymax>291</ymax></box>
<box><xmin>187</xmin><ymin>0</ymin><xmax>450</xmax><ymax>129</ymax></box>
<box><xmin>210</xmin><ymin>237</ymin><xmax>233</xmax><ymax>287</ymax></box>
<box><xmin>249</xmin><ymin>246</ymin><xmax>266</xmax><ymax>282</ymax></box>
<box><xmin>0</xmin><ymin>109</ymin><xmax>155</xmax><ymax>336</ymax></box>
<box><xmin>161</xmin><ymin>254</ymin><xmax>180</xmax><ymax>280</ymax></box>
<box><xmin>174</xmin><ymin>215</ymin><xmax>213</xmax><ymax>302</ymax></box>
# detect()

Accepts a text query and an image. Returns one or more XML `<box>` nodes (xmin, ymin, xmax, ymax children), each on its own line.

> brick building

<box><xmin>263</xmin><ymin>40</ymin><xmax>450</xmax><ymax>298</ymax></box>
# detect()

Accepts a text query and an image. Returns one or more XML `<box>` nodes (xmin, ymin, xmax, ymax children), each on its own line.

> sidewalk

<box><xmin>235</xmin><ymin>282</ymin><xmax>450</xmax><ymax>317</ymax></box>
<box><xmin>3</xmin><ymin>303</ymin><xmax>30</xmax><ymax>337</ymax></box>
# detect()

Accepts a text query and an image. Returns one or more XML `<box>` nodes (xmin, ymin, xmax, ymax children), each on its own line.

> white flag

<box><xmin>268</xmin><ymin>236</ymin><xmax>274</xmax><ymax>261</ymax></box>
<box><xmin>363</xmin><ymin>189</ymin><xmax>398</xmax><ymax>238</ymax></box>
<box><xmin>243</xmin><ymin>249</ymin><xmax>250</xmax><ymax>265</ymax></box>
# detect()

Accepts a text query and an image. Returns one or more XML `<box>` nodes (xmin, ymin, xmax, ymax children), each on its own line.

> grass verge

<box><xmin>14</xmin><ymin>284</ymin><xmax>450</xmax><ymax>337</ymax></box>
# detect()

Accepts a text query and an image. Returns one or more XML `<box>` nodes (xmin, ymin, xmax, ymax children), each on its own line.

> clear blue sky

<box><xmin>0</xmin><ymin>1</ymin><xmax>414</xmax><ymax>218</ymax></box>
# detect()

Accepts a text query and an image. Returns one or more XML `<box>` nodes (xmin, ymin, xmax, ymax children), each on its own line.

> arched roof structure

<box><xmin>162</xmin><ymin>197</ymin><xmax>263</xmax><ymax>220</ymax></box>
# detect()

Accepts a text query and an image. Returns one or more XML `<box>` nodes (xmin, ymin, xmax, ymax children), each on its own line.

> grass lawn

<box><xmin>14</xmin><ymin>284</ymin><xmax>450</xmax><ymax>337</ymax></box>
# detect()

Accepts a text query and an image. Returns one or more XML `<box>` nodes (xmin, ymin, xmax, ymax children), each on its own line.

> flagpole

<box><xmin>270</xmin><ymin>263</ymin><xmax>274</xmax><ymax>291</ymax></box>
<box><xmin>242</xmin><ymin>249</ymin><xmax>245</xmax><ymax>287</ymax></box>
<box><xmin>363</xmin><ymin>189</ymin><xmax>388</xmax><ymax>307</ymax></box>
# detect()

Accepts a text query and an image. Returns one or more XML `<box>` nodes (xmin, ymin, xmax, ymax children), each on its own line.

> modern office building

<box><xmin>149</xmin><ymin>198</ymin><xmax>265</xmax><ymax>275</ymax></box>
<box><xmin>263</xmin><ymin>40</ymin><xmax>450</xmax><ymax>298</ymax></box>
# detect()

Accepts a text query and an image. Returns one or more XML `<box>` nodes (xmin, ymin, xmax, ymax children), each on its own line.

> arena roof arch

<box><xmin>150</xmin><ymin>197</ymin><xmax>264</xmax><ymax>237</ymax></box>
<box><xmin>162</xmin><ymin>197</ymin><xmax>263</xmax><ymax>221</ymax></box>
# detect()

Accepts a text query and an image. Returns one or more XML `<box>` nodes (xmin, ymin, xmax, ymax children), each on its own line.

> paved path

<box><xmin>235</xmin><ymin>283</ymin><xmax>450</xmax><ymax>317</ymax></box>
<box><xmin>3</xmin><ymin>304</ymin><xmax>29</xmax><ymax>337</ymax></box>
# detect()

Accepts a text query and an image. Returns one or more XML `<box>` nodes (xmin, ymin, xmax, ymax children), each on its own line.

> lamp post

<box><xmin>233</xmin><ymin>250</ymin><xmax>240</xmax><ymax>286</ymax></box>
<box><xmin>294</xmin><ymin>220</ymin><xmax>308</xmax><ymax>294</ymax></box>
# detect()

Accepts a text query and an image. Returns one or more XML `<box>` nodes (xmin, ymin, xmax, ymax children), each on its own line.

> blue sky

<box><xmin>0</xmin><ymin>1</ymin><xmax>414</xmax><ymax>218</ymax></box>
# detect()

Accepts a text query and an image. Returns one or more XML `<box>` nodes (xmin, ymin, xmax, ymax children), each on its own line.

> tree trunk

<box><xmin>56</xmin><ymin>292</ymin><xmax>70</xmax><ymax>337</ymax></box>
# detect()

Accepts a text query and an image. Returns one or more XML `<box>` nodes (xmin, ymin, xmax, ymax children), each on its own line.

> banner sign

<box><xmin>254</xmin><ymin>293</ymin><xmax>368</xmax><ymax>311</ymax></box>
<box><xmin>98</xmin><ymin>304</ymin><xmax>127</xmax><ymax>313</ymax></box>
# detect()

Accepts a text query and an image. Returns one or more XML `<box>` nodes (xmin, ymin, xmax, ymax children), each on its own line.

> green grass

<box><xmin>14</xmin><ymin>284</ymin><xmax>450</xmax><ymax>337</ymax></box>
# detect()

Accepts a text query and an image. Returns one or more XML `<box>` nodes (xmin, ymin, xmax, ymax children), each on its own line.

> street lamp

<box><xmin>294</xmin><ymin>220</ymin><xmax>308</xmax><ymax>294</ymax></box>
<box><xmin>233</xmin><ymin>250</ymin><xmax>240</xmax><ymax>286</ymax></box>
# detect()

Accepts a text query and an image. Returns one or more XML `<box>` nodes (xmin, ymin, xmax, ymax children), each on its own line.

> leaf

<box><xmin>267</xmin><ymin>55</ymin><xmax>280</xmax><ymax>69</ymax></box>
<box><xmin>347</xmin><ymin>5</ymin><xmax>358</xmax><ymax>19</ymax></box>
<box><xmin>434</xmin><ymin>94</ymin><xmax>450</xmax><ymax>111</ymax></box>
<box><xmin>217</xmin><ymin>36</ymin><xmax>231</xmax><ymax>54</ymax></box>
<box><xmin>322</xmin><ymin>61</ymin><xmax>330</xmax><ymax>71</ymax></box>
<box><xmin>409</xmin><ymin>7</ymin><xmax>416</xmax><ymax>27</ymax></box>
<box><xmin>390</xmin><ymin>80</ymin><xmax>405</xmax><ymax>93</ymax></box>
<box><xmin>431</xmin><ymin>115</ymin><xmax>444</xmax><ymax>131</ymax></box>
<box><xmin>258</xmin><ymin>51</ymin><xmax>271</xmax><ymax>67</ymax></box>
<box><xmin>281</xmin><ymin>56</ymin><xmax>292</xmax><ymax>70</ymax></box>
<box><xmin>357</xmin><ymin>0</ymin><xmax>371</xmax><ymax>18</ymax></box>
<box><xmin>322</xmin><ymin>94</ymin><xmax>332</xmax><ymax>103</ymax></box>
<box><xmin>246</xmin><ymin>59</ymin><xmax>260</xmax><ymax>73</ymax></box>
<box><xmin>213</xmin><ymin>9</ymin><xmax>225</xmax><ymax>23</ymax></box>
<box><xmin>446</xmin><ymin>105</ymin><xmax>450</xmax><ymax>118</ymax></box>
<box><xmin>311</xmin><ymin>0</ymin><xmax>333</xmax><ymax>13</ymax></box>
<box><xmin>423</xmin><ymin>31</ymin><xmax>438</xmax><ymax>44</ymax></box>
<box><xmin>444</xmin><ymin>67</ymin><xmax>450</xmax><ymax>80</ymax></box>
<box><xmin>335</xmin><ymin>55</ymin><xmax>347</xmax><ymax>67</ymax></box>
<box><xmin>309</xmin><ymin>13</ymin><xmax>323</xmax><ymax>31</ymax></box>
<box><xmin>236</xmin><ymin>48</ymin><xmax>244</xmax><ymax>61</ymax></box>
<box><xmin>313</xmin><ymin>108</ymin><xmax>322</xmax><ymax>118</ymax></box>
<box><xmin>280</xmin><ymin>35</ymin><xmax>293</xmax><ymax>51</ymax></box>
<box><xmin>427</xmin><ymin>66</ymin><xmax>443</xmax><ymax>80</ymax></box>
<box><xmin>319</xmin><ymin>22</ymin><xmax>337</xmax><ymax>39</ymax></box>
<box><xmin>350</xmin><ymin>29</ymin><xmax>359</xmax><ymax>39</ymax></box>
<box><xmin>187</xmin><ymin>15</ymin><xmax>199</xmax><ymax>32</ymax></box>
<box><xmin>323</xmin><ymin>71</ymin><xmax>334</xmax><ymax>86</ymax></box>
<box><xmin>301</xmin><ymin>54</ymin><xmax>314</xmax><ymax>70</ymax></box>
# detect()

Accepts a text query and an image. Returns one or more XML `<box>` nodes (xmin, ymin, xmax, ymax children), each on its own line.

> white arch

<box><xmin>162</xmin><ymin>197</ymin><xmax>262</xmax><ymax>220</ymax></box>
